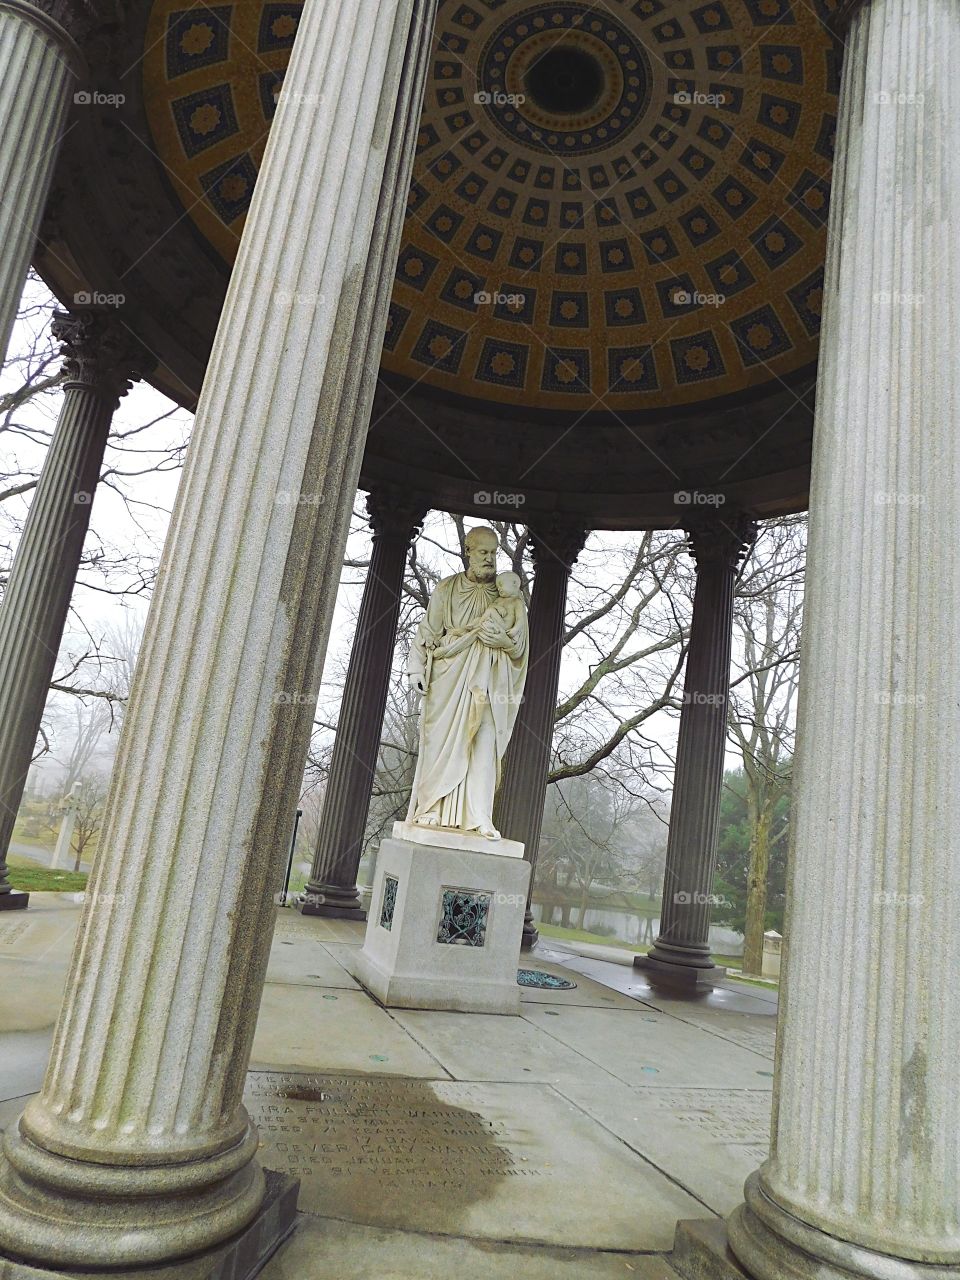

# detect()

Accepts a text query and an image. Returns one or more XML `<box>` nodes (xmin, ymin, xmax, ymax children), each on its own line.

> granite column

<box><xmin>675</xmin><ymin>0</ymin><xmax>960</xmax><ymax>1274</ymax></box>
<box><xmin>495</xmin><ymin>519</ymin><xmax>587</xmax><ymax>949</ymax></box>
<box><xmin>0</xmin><ymin>0</ymin><xmax>82</xmax><ymax>364</ymax></box>
<box><xmin>301</xmin><ymin>486</ymin><xmax>426</xmax><ymax>920</ymax></box>
<box><xmin>635</xmin><ymin>516</ymin><xmax>755</xmax><ymax>989</ymax></box>
<box><xmin>0</xmin><ymin>0</ymin><xmax>436</xmax><ymax>1268</ymax></box>
<box><xmin>0</xmin><ymin>311</ymin><xmax>150</xmax><ymax>912</ymax></box>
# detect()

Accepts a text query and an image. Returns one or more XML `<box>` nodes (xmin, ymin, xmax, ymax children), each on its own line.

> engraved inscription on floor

<box><xmin>244</xmin><ymin>1070</ymin><xmax>707</xmax><ymax>1250</ymax></box>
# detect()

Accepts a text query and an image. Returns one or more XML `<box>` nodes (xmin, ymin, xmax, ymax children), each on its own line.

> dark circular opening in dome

<box><xmin>524</xmin><ymin>46</ymin><xmax>604</xmax><ymax>115</ymax></box>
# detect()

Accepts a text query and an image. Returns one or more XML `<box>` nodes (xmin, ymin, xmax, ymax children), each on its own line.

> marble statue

<box><xmin>406</xmin><ymin>527</ymin><xmax>528</xmax><ymax>838</ymax></box>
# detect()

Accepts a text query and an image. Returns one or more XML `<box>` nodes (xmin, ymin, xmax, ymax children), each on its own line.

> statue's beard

<box><xmin>469</xmin><ymin>567</ymin><xmax>496</xmax><ymax>583</ymax></box>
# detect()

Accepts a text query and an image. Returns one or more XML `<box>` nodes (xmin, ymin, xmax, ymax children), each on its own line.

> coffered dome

<box><xmin>35</xmin><ymin>0</ymin><xmax>842</xmax><ymax>525</ymax></box>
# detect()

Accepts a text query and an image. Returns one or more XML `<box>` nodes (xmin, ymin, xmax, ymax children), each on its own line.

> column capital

<box><xmin>364</xmin><ymin>485</ymin><xmax>428</xmax><ymax>545</ymax></box>
<box><xmin>528</xmin><ymin>517</ymin><xmax>589</xmax><ymax>572</ymax></box>
<box><xmin>51</xmin><ymin>310</ymin><xmax>154</xmax><ymax>406</ymax></box>
<box><xmin>830</xmin><ymin>0</ymin><xmax>871</xmax><ymax>36</ymax></box>
<box><xmin>0</xmin><ymin>0</ymin><xmax>87</xmax><ymax>72</ymax></box>
<box><xmin>685</xmin><ymin>514</ymin><xmax>757</xmax><ymax>571</ymax></box>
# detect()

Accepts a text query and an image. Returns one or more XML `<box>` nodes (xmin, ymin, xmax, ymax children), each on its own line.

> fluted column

<box><xmin>0</xmin><ymin>0</ymin><xmax>83</xmax><ymax>365</ymax></box>
<box><xmin>635</xmin><ymin>516</ymin><xmax>755</xmax><ymax>989</ymax></box>
<box><xmin>301</xmin><ymin>485</ymin><xmax>426</xmax><ymax>919</ymax></box>
<box><xmin>0</xmin><ymin>311</ymin><xmax>150</xmax><ymax>911</ymax></box>
<box><xmin>495</xmin><ymin>519</ymin><xmax>587</xmax><ymax>949</ymax></box>
<box><xmin>0</xmin><ymin>0</ymin><xmax>435</xmax><ymax>1269</ymax></box>
<box><xmin>705</xmin><ymin>0</ymin><xmax>960</xmax><ymax>1275</ymax></box>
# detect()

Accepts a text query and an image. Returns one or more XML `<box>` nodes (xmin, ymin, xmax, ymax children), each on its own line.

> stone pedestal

<box><xmin>635</xmin><ymin>517</ymin><xmax>755</xmax><ymax>991</ymax></box>
<box><xmin>0</xmin><ymin>0</ymin><xmax>435</xmax><ymax>1270</ymax></box>
<box><xmin>392</xmin><ymin>819</ymin><xmax>523</xmax><ymax>858</ymax></box>
<box><xmin>301</xmin><ymin>487</ymin><xmax>426</xmax><ymax>920</ymax></box>
<box><xmin>494</xmin><ymin>520</ymin><xmax>586</xmax><ymax>948</ymax></box>
<box><xmin>0</xmin><ymin>312</ymin><xmax>150</xmax><ymax>912</ymax></box>
<box><xmin>0</xmin><ymin>0</ymin><xmax>82</xmax><ymax>365</ymax></box>
<box><xmin>350</xmin><ymin>836</ymin><xmax>531</xmax><ymax>1014</ymax></box>
<box><xmin>674</xmin><ymin>0</ymin><xmax>960</xmax><ymax>1276</ymax></box>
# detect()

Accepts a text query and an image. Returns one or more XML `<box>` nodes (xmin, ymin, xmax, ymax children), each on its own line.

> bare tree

<box><xmin>727</xmin><ymin>515</ymin><xmax>805</xmax><ymax>973</ymax></box>
<box><xmin>55</xmin><ymin>698</ymin><xmax>116</xmax><ymax>792</ymax></box>
<box><xmin>0</xmin><ymin>277</ymin><xmax>190</xmax><ymax>798</ymax></box>
<box><xmin>71</xmin><ymin>776</ymin><xmax>107</xmax><ymax>870</ymax></box>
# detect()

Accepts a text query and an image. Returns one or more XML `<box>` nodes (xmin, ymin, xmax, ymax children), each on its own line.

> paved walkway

<box><xmin>0</xmin><ymin>899</ymin><xmax>777</xmax><ymax>1278</ymax></box>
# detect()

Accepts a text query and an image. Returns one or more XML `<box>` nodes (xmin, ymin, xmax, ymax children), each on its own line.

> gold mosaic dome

<box><xmin>141</xmin><ymin>0</ymin><xmax>837</xmax><ymax>416</ymax></box>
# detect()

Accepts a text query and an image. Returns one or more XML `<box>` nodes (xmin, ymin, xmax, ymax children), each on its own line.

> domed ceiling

<box><xmin>34</xmin><ymin>0</ymin><xmax>841</xmax><ymax>526</ymax></box>
<box><xmin>141</xmin><ymin>0</ymin><xmax>836</xmax><ymax>417</ymax></box>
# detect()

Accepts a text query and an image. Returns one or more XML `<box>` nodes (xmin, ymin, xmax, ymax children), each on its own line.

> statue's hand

<box><xmin>478</xmin><ymin>619</ymin><xmax>510</xmax><ymax>649</ymax></box>
<box><xmin>408</xmin><ymin>672</ymin><xmax>426</xmax><ymax>694</ymax></box>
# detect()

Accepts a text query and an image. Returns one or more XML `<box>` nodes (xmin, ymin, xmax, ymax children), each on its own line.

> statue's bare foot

<box><xmin>478</xmin><ymin>823</ymin><xmax>500</xmax><ymax>839</ymax></box>
<box><xmin>415</xmin><ymin>813</ymin><xmax>440</xmax><ymax>827</ymax></box>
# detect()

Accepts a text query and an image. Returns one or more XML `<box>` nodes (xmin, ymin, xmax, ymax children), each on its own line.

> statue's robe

<box><xmin>406</xmin><ymin>572</ymin><xmax>528</xmax><ymax>831</ymax></box>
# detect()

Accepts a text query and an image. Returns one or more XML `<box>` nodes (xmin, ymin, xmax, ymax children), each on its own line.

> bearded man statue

<box><xmin>405</xmin><ymin>526</ymin><xmax>528</xmax><ymax>839</ymax></box>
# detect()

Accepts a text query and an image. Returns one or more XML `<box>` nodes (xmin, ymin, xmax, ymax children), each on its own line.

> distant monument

<box><xmin>403</xmin><ymin>527</ymin><xmax>528</xmax><ymax>844</ymax></box>
<box><xmin>351</xmin><ymin>527</ymin><xmax>532</xmax><ymax>1013</ymax></box>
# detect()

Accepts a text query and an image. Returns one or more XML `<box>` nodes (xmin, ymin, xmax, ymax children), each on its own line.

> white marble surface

<box><xmin>392</xmin><ymin>820</ymin><xmax>524</xmax><ymax>858</ymax></box>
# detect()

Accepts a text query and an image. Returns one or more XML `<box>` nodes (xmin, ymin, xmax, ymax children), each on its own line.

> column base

<box><xmin>0</xmin><ymin>890</ymin><xmax>29</xmax><ymax>911</ymax></box>
<box><xmin>729</xmin><ymin>1171</ymin><xmax>959</xmax><ymax>1279</ymax></box>
<box><xmin>634</xmin><ymin>953</ymin><xmax>726</xmax><ymax>991</ymax></box>
<box><xmin>674</xmin><ymin>1173</ymin><xmax>960</xmax><ymax>1280</ymax></box>
<box><xmin>0</xmin><ymin>1169</ymin><xmax>299</xmax><ymax>1280</ymax></box>
<box><xmin>0</xmin><ymin>1116</ymin><xmax>268</xmax><ymax>1271</ymax></box>
<box><xmin>299</xmin><ymin>885</ymin><xmax>366</xmax><ymax>920</ymax></box>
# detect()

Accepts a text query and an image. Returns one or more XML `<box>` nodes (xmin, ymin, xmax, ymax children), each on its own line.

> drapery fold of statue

<box><xmin>406</xmin><ymin>527</ymin><xmax>528</xmax><ymax>839</ymax></box>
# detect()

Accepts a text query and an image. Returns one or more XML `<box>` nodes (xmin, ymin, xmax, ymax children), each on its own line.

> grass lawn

<box><xmin>9</xmin><ymin>828</ymin><xmax>54</xmax><ymax>850</ymax></box>
<box><xmin>6</xmin><ymin>857</ymin><xmax>88</xmax><ymax>892</ymax></box>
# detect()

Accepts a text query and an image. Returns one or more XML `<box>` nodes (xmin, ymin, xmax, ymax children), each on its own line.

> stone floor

<box><xmin>0</xmin><ymin>898</ymin><xmax>778</xmax><ymax>1279</ymax></box>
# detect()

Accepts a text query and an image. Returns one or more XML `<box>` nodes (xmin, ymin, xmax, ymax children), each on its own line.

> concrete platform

<box><xmin>0</xmin><ymin>900</ymin><xmax>777</xmax><ymax>1278</ymax></box>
